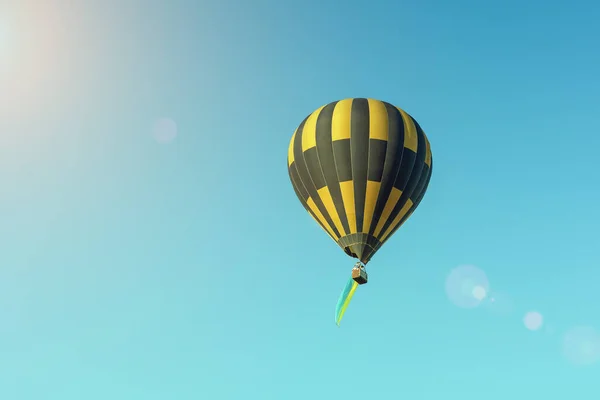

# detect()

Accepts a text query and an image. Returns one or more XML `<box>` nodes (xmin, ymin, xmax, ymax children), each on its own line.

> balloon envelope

<box><xmin>287</xmin><ymin>98</ymin><xmax>432</xmax><ymax>264</ymax></box>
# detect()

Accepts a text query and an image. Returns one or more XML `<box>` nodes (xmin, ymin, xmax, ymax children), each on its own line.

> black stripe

<box><xmin>397</xmin><ymin>161</ymin><xmax>432</xmax><ymax>229</ymax></box>
<box><xmin>374</xmin><ymin>148</ymin><xmax>415</xmax><ymax>239</ymax></box>
<box><xmin>293</xmin><ymin>117</ymin><xmax>341</xmax><ymax>238</ymax></box>
<box><xmin>373</xmin><ymin>154</ymin><xmax>432</xmax><ymax>254</ymax></box>
<box><xmin>350</xmin><ymin>98</ymin><xmax>370</xmax><ymax>233</ymax></box>
<box><xmin>332</xmin><ymin>139</ymin><xmax>352</xmax><ymax>181</ymax></box>
<box><xmin>288</xmin><ymin>162</ymin><xmax>308</xmax><ymax>200</ymax></box>
<box><xmin>289</xmin><ymin>175</ymin><xmax>309</xmax><ymax>207</ymax></box>
<box><xmin>401</xmin><ymin>118</ymin><xmax>428</xmax><ymax>206</ymax></box>
<box><xmin>289</xmin><ymin>167</ymin><xmax>320</xmax><ymax>221</ymax></box>
<box><xmin>303</xmin><ymin>147</ymin><xmax>326</xmax><ymax>190</ymax></box>
<box><xmin>368</xmin><ymin>103</ymin><xmax>405</xmax><ymax>235</ymax></box>
<box><xmin>379</xmin><ymin>123</ymin><xmax>427</xmax><ymax>238</ymax></box>
<box><xmin>367</xmin><ymin>139</ymin><xmax>387</xmax><ymax>181</ymax></box>
<box><xmin>288</xmin><ymin>165</ymin><xmax>336</xmax><ymax>238</ymax></box>
<box><xmin>315</xmin><ymin>101</ymin><xmax>351</xmax><ymax>235</ymax></box>
<box><xmin>393</xmin><ymin>150</ymin><xmax>416</xmax><ymax>190</ymax></box>
<box><xmin>386</xmin><ymin>159</ymin><xmax>433</xmax><ymax>243</ymax></box>
<box><xmin>411</xmin><ymin>163</ymin><xmax>431</xmax><ymax>204</ymax></box>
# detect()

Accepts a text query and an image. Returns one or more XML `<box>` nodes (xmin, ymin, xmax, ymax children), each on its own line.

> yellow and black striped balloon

<box><xmin>287</xmin><ymin>98</ymin><xmax>432</xmax><ymax>265</ymax></box>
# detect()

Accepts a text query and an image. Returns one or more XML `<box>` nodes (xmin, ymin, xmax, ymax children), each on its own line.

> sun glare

<box><xmin>1</xmin><ymin>3</ymin><xmax>71</xmax><ymax>120</ymax></box>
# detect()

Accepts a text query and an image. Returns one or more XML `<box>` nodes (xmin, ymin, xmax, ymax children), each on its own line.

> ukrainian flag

<box><xmin>335</xmin><ymin>277</ymin><xmax>359</xmax><ymax>326</ymax></box>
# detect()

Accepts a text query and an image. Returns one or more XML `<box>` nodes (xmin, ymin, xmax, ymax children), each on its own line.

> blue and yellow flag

<box><xmin>335</xmin><ymin>277</ymin><xmax>359</xmax><ymax>326</ymax></box>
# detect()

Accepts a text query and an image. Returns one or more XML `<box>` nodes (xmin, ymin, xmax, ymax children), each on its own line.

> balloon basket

<box><xmin>351</xmin><ymin>263</ymin><xmax>368</xmax><ymax>285</ymax></box>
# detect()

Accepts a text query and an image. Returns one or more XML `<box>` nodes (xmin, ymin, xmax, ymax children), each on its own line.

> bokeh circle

<box><xmin>472</xmin><ymin>286</ymin><xmax>487</xmax><ymax>300</ymax></box>
<box><xmin>523</xmin><ymin>311</ymin><xmax>543</xmax><ymax>331</ymax></box>
<box><xmin>445</xmin><ymin>265</ymin><xmax>490</xmax><ymax>308</ymax></box>
<box><xmin>563</xmin><ymin>326</ymin><xmax>600</xmax><ymax>366</ymax></box>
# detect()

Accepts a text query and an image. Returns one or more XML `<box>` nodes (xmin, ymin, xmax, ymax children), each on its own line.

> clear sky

<box><xmin>2</xmin><ymin>0</ymin><xmax>600</xmax><ymax>399</ymax></box>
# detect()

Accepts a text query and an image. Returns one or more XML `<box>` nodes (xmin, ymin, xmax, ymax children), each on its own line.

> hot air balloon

<box><xmin>286</xmin><ymin>98</ymin><xmax>433</xmax><ymax>324</ymax></box>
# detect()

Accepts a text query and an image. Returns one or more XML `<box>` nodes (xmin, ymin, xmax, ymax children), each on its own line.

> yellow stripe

<box><xmin>287</xmin><ymin>129</ymin><xmax>297</xmax><ymax>166</ymax></box>
<box><xmin>336</xmin><ymin>281</ymin><xmax>358</xmax><ymax>325</ymax></box>
<box><xmin>307</xmin><ymin>197</ymin><xmax>338</xmax><ymax>241</ymax></box>
<box><xmin>397</xmin><ymin>108</ymin><xmax>418</xmax><ymax>152</ymax></box>
<box><xmin>331</xmin><ymin>99</ymin><xmax>353</xmax><ymax>141</ymax></box>
<box><xmin>373</xmin><ymin>187</ymin><xmax>402</xmax><ymax>238</ymax></box>
<box><xmin>367</xmin><ymin>99</ymin><xmax>389</xmax><ymax>141</ymax></box>
<box><xmin>380</xmin><ymin>199</ymin><xmax>414</xmax><ymax>242</ymax></box>
<box><xmin>317</xmin><ymin>186</ymin><xmax>346</xmax><ymax>236</ymax></box>
<box><xmin>301</xmin><ymin>106</ymin><xmax>324</xmax><ymax>151</ymax></box>
<box><xmin>424</xmin><ymin>135</ymin><xmax>432</xmax><ymax>166</ymax></box>
<box><xmin>339</xmin><ymin>181</ymin><xmax>357</xmax><ymax>234</ymax></box>
<box><xmin>362</xmin><ymin>180</ymin><xmax>380</xmax><ymax>232</ymax></box>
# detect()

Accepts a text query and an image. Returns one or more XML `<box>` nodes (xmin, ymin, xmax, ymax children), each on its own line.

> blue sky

<box><xmin>2</xmin><ymin>0</ymin><xmax>600</xmax><ymax>398</ymax></box>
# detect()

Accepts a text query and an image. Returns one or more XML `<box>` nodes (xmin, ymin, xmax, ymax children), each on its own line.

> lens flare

<box><xmin>482</xmin><ymin>291</ymin><xmax>513</xmax><ymax>315</ymax></box>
